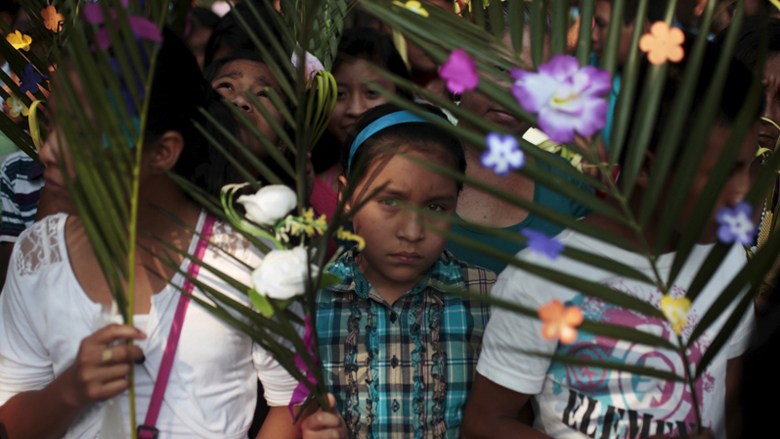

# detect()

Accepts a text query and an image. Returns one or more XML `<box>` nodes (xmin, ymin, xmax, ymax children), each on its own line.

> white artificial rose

<box><xmin>251</xmin><ymin>247</ymin><xmax>319</xmax><ymax>300</ymax></box>
<box><xmin>236</xmin><ymin>185</ymin><xmax>297</xmax><ymax>226</ymax></box>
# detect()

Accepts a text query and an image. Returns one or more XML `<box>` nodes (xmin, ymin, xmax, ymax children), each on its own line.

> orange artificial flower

<box><xmin>639</xmin><ymin>21</ymin><xmax>685</xmax><ymax>66</ymax></box>
<box><xmin>538</xmin><ymin>299</ymin><xmax>584</xmax><ymax>345</ymax></box>
<box><xmin>6</xmin><ymin>30</ymin><xmax>32</xmax><ymax>51</ymax></box>
<box><xmin>41</xmin><ymin>5</ymin><xmax>65</xmax><ymax>33</ymax></box>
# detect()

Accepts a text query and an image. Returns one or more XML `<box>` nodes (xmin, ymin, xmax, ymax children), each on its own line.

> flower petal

<box><xmin>83</xmin><ymin>3</ymin><xmax>105</xmax><ymax>24</ymax></box>
<box><xmin>128</xmin><ymin>16</ymin><xmax>163</xmax><ymax>42</ymax></box>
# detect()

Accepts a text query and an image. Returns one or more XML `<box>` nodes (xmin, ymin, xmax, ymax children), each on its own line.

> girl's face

<box><xmin>340</xmin><ymin>148</ymin><xmax>458</xmax><ymax>291</ymax></box>
<box><xmin>211</xmin><ymin>59</ymin><xmax>284</xmax><ymax>157</ymax></box>
<box><xmin>329</xmin><ymin>60</ymin><xmax>396</xmax><ymax>144</ymax></box>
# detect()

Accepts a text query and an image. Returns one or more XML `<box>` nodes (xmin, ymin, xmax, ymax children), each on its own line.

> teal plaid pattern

<box><xmin>316</xmin><ymin>249</ymin><xmax>495</xmax><ymax>439</ymax></box>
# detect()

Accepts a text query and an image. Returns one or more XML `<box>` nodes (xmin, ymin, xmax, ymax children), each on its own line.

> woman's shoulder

<box><xmin>12</xmin><ymin>213</ymin><xmax>69</xmax><ymax>278</ymax></box>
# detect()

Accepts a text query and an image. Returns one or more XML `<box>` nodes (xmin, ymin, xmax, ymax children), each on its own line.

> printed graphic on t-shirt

<box><xmin>538</xmin><ymin>282</ymin><xmax>715</xmax><ymax>439</ymax></box>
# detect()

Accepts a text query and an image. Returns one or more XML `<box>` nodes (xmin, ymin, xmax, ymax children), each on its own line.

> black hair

<box><xmin>139</xmin><ymin>28</ymin><xmax>242</xmax><ymax>198</ymax></box>
<box><xmin>732</xmin><ymin>16</ymin><xmax>780</xmax><ymax>70</ymax></box>
<box><xmin>190</xmin><ymin>6</ymin><xmax>220</xmax><ymax>31</ymax></box>
<box><xmin>342</xmin><ymin>103</ymin><xmax>466</xmax><ymax>192</ymax></box>
<box><xmin>0</xmin><ymin>0</ymin><xmax>19</xmax><ymax>16</ymax></box>
<box><xmin>331</xmin><ymin>26</ymin><xmax>412</xmax><ymax>101</ymax></box>
<box><xmin>619</xmin><ymin>37</ymin><xmax>763</xmax><ymax>168</ymax></box>
<box><xmin>310</xmin><ymin>27</ymin><xmax>412</xmax><ymax>174</ymax></box>
<box><xmin>203</xmin><ymin>2</ymin><xmax>285</xmax><ymax>68</ymax></box>
<box><xmin>483</xmin><ymin>1</ymin><xmax>550</xmax><ymax>35</ymax></box>
<box><xmin>601</xmin><ymin>0</ymin><xmax>668</xmax><ymax>26</ymax></box>
<box><xmin>202</xmin><ymin>49</ymin><xmax>298</xmax><ymax>190</ymax></box>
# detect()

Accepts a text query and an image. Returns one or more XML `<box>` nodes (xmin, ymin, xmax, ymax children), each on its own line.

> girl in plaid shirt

<box><xmin>313</xmin><ymin>103</ymin><xmax>496</xmax><ymax>439</ymax></box>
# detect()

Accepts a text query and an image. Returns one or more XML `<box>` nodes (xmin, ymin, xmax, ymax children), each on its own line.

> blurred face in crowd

<box><xmin>460</xmin><ymin>28</ymin><xmax>546</xmax><ymax>137</ymax></box>
<box><xmin>660</xmin><ymin>123</ymin><xmax>760</xmax><ymax>244</ymax></box>
<box><xmin>211</xmin><ymin>59</ymin><xmax>285</xmax><ymax>157</ymax></box>
<box><xmin>186</xmin><ymin>25</ymin><xmax>213</xmax><ymax>71</ymax></box>
<box><xmin>405</xmin><ymin>0</ymin><xmax>455</xmax><ymax>73</ymax></box>
<box><xmin>329</xmin><ymin>59</ymin><xmax>396</xmax><ymax>144</ymax></box>
<box><xmin>759</xmin><ymin>53</ymin><xmax>780</xmax><ymax>150</ymax></box>
<box><xmin>592</xmin><ymin>0</ymin><xmax>635</xmax><ymax>66</ymax></box>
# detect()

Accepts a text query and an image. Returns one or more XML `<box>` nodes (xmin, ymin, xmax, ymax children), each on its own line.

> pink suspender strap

<box><xmin>137</xmin><ymin>214</ymin><xmax>216</xmax><ymax>439</ymax></box>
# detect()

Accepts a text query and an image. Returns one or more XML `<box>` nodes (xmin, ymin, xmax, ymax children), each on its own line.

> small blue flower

<box><xmin>521</xmin><ymin>228</ymin><xmax>564</xmax><ymax>260</ymax></box>
<box><xmin>19</xmin><ymin>63</ymin><xmax>47</xmax><ymax>94</ymax></box>
<box><xmin>716</xmin><ymin>202</ymin><xmax>756</xmax><ymax>245</ymax></box>
<box><xmin>481</xmin><ymin>132</ymin><xmax>525</xmax><ymax>177</ymax></box>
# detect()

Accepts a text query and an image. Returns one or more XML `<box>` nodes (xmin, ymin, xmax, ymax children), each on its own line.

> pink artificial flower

<box><xmin>511</xmin><ymin>54</ymin><xmax>611</xmax><ymax>143</ymax></box>
<box><xmin>291</xmin><ymin>47</ymin><xmax>325</xmax><ymax>82</ymax></box>
<box><xmin>439</xmin><ymin>49</ymin><xmax>479</xmax><ymax>94</ymax></box>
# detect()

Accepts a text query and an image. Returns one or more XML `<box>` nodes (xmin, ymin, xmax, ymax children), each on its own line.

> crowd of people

<box><xmin>0</xmin><ymin>0</ymin><xmax>779</xmax><ymax>438</ymax></box>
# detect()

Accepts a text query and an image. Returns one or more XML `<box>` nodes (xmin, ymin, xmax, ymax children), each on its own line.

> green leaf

<box><xmin>550</xmin><ymin>0</ymin><xmax>569</xmax><ymax>57</ymax></box>
<box><xmin>575</xmin><ymin>0</ymin><xmax>595</xmax><ymax>65</ymax></box>
<box><xmin>249</xmin><ymin>289</ymin><xmax>274</xmax><ymax>316</ymax></box>
<box><xmin>487</xmin><ymin>0</ymin><xmax>504</xmax><ymax>37</ymax></box>
<box><xmin>318</xmin><ymin>271</ymin><xmax>342</xmax><ymax>290</ymax></box>
<box><xmin>508</xmin><ymin>0</ymin><xmax>526</xmax><ymax>56</ymax></box>
<box><xmin>530</xmin><ymin>0</ymin><xmax>546</xmax><ymax>68</ymax></box>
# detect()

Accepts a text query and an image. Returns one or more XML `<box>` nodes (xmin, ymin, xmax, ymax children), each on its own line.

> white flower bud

<box><xmin>251</xmin><ymin>247</ymin><xmax>319</xmax><ymax>300</ymax></box>
<box><xmin>236</xmin><ymin>185</ymin><xmax>297</xmax><ymax>226</ymax></box>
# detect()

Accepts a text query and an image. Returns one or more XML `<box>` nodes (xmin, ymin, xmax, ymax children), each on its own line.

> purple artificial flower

<box><xmin>481</xmin><ymin>132</ymin><xmax>525</xmax><ymax>176</ymax></box>
<box><xmin>511</xmin><ymin>54</ymin><xmax>611</xmax><ymax>144</ymax></box>
<box><xmin>19</xmin><ymin>63</ymin><xmax>47</xmax><ymax>94</ymax></box>
<box><xmin>716</xmin><ymin>202</ymin><xmax>756</xmax><ymax>245</ymax></box>
<box><xmin>288</xmin><ymin>315</ymin><xmax>318</xmax><ymax>419</ymax></box>
<box><xmin>521</xmin><ymin>228</ymin><xmax>564</xmax><ymax>260</ymax></box>
<box><xmin>83</xmin><ymin>1</ymin><xmax>161</xmax><ymax>51</ymax></box>
<box><xmin>439</xmin><ymin>49</ymin><xmax>479</xmax><ymax>94</ymax></box>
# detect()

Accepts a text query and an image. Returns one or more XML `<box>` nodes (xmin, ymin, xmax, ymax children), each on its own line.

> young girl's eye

<box><xmin>256</xmin><ymin>89</ymin><xmax>269</xmax><ymax>99</ymax></box>
<box><xmin>379</xmin><ymin>198</ymin><xmax>399</xmax><ymax>208</ymax></box>
<box><xmin>427</xmin><ymin>204</ymin><xmax>445</xmax><ymax>212</ymax></box>
<box><xmin>336</xmin><ymin>90</ymin><xmax>347</xmax><ymax>100</ymax></box>
<box><xmin>366</xmin><ymin>89</ymin><xmax>380</xmax><ymax>98</ymax></box>
<box><xmin>215</xmin><ymin>82</ymin><xmax>234</xmax><ymax>91</ymax></box>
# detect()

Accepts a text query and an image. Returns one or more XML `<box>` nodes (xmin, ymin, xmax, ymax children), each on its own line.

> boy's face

<box><xmin>341</xmin><ymin>149</ymin><xmax>458</xmax><ymax>291</ymax></box>
<box><xmin>670</xmin><ymin>123</ymin><xmax>760</xmax><ymax>244</ymax></box>
<box><xmin>592</xmin><ymin>0</ymin><xmax>635</xmax><ymax>67</ymax></box>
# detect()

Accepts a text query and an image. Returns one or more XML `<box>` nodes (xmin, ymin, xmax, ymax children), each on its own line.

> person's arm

<box><xmin>301</xmin><ymin>393</ymin><xmax>347</xmax><ymax>439</ymax></box>
<box><xmin>254</xmin><ymin>406</ymin><xmax>299</xmax><ymax>439</ymax></box>
<box><xmin>461</xmin><ymin>372</ymin><xmax>552</xmax><ymax>439</ymax></box>
<box><xmin>0</xmin><ymin>242</ymin><xmax>13</xmax><ymax>290</ymax></box>
<box><xmin>725</xmin><ymin>356</ymin><xmax>742</xmax><ymax>439</ymax></box>
<box><xmin>0</xmin><ymin>324</ymin><xmax>145</xmax><ymax>439</ymax></box>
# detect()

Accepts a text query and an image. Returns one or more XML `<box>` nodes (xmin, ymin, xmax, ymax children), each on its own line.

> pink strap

<box><xmin>138</xmin><ymin>214</ymin><xmax>216</xmax><ymax>438</ymax></box>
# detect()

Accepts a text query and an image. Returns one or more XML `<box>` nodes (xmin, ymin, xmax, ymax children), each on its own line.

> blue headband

<box><xmin>346</xmin><ymin>110</ymin><xmax>447</xmax><ymax>175</ymax></box>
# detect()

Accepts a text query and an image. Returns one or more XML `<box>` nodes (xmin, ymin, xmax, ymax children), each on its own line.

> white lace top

<box><xmin>0</xmin><ymin>212</ymin><xmax>298</xmax><ymax>439</ymax></box>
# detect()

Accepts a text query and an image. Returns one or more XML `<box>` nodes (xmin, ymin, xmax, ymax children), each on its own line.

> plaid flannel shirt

<box><xmin>316</xmin><ymin>249</ymin><xmax>495</xmax><ymax>439</ymax></box>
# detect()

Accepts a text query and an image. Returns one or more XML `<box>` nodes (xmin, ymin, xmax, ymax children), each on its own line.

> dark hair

<box><xmin>483</xmin><ymin>1</ymin><xmax>550</xmax><ymax>35</ymax></box>
<box><xmin>342</xmin><ymin>103</ymin><xmax>466</xmax><ymax>191</ymax></box>
<box><xmin>732</xmin><ymin>16</ymin><xmax>780</xmax><ymax>70</ymax></box>
<box><xmin>310</xmin><ymin>27</ymin><xmax>412</xmax><ymax>173</ymax></box>
<box><xmin>620</xmin><ymin>37</ymin><xmax>762</xmax><ymax>168</ymax></box>
<box><xmin>602</xmin><ymin>0</ymin><xmax>668</xmax><ymax>25</ymax></box>
<box><xmin>139</xmin><ymin>28</ymin><xmax>241</xmax><ymax>197</ymax></box>
<box><xmin>203</xmin><ymin>2</ymin><xmax>285</xmax><ymax>68</ymax></box>
<box><xmin>202</xmin><ymin>49</ymin><xmax>298</xmax><ymax>190</ymax></box>
<box><xmin>0</xmin><ymin>0</ymin><xmax>19</xmax><ymax>16</ymax></box>
<box><xmin>190</xmin><ymin>7</ymin><xmax>220</xmax><ymax>31</ymax></box>
<box><xmin>331</xmin><ymin>26</ymin><xmax>412</xmax><ymax>101</ymax></box>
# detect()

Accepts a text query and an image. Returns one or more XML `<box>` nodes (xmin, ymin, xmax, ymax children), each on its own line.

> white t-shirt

<box><xmin>477</xmin><ymin>229</ymin><xmax>754</xmax><ymax>439</ymax></box>
<box><xmin>0</xmin><ymin>212</ymin><xmax>298</xmax><ymax>439</ymax></box>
